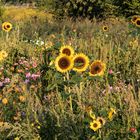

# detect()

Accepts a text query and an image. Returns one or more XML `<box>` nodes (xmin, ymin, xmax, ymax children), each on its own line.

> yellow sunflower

<box><xmin>103</xmin><ymin>26</ymin><xmax>108</xmax><ymax>31</ymax></box>
<box><xmin>2</xmin><ymin>22</ymin><xmax>12</xmax><ymax>32</ymax></box>
<box><xmin>14</xmin><ymin>137</ymin><xmax>20</xmax><ymax>140</ymax></box>
<box><xmin>131</xmin><ymin>16</ymin><xmax>138</xmax><ymax>24</ymax></box>
<box><xmin>19</xmin><ymin>96</ymin><xmax>26</xmax><ymax>102</ymax></box>
<box><xmin>90</xmin><ymin>120</ymin><xmax>101</xmax><ymax>131</ymax></box>
<box><xmin>2</xmin><ymin>98</ymin><xmax>8</xmax><ymax>105</ymax></box>
<box><xmin>108</xmin><ymin>108</ymin><xmax>116</xmax><ymax>121</ymax></box>
<box><xmin>96</xmin><ymin>117</ymin><xmax>106</xmax><ymax>126</ymax></box>
<box><xmin>73</xmin><ymin>53</ymin><xmax>89</xmax><ymax>72</ymax></box>
<box><xmin>55</xmin><ymin>54</ymin><xmax>74</xmax><ymax>73</ymax></box>
<box><xmin>89</xmin><ymin>60</ymin><xmax>106</xmax><ymax>76</ymax></box>
<box><xmin>0</xmin><ymin>53</ymin><xmax>4</xmax><ymax>61</ymax></box>
<box><xmin>60</xmin><ymin>45</ymin><xmax>74</xmax><ymax>57</ymax></box>
<box><xmin>135</xmin><ymin>18</ymin><xmax>140</xmax><ymax>27</ymax></box>
<box><xmin>0</xmin><ymin>50</ymin><xmax>8</xmax><ymax>58</ymax></box>
<box><xmin>129</xmin><ymin>38</ymin><xmax>139</xmax><ymax>47</ymax></box>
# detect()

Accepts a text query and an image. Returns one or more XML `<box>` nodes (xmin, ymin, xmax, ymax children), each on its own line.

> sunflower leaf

<box><xmin>70</xmin><ymin>75</ymin><xmax>82</xmax><ymax>83</ymax></box>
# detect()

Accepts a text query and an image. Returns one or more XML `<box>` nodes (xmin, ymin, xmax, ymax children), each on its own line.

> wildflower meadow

<box><xmin>0</xmin><ymin>1</ymin><xmax>140</xmax><ymax>140</ymax></box>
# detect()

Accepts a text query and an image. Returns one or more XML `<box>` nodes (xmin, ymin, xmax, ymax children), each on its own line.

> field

<box><xmin>0</xmin><ymin>5</ymin><xmax>140</xmax><ymax>140</ymax></box>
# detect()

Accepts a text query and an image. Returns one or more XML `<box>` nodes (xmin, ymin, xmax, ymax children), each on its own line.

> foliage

<box><xmin>1</xmin><ymin>0</ymin><xmax>140</xmax><ymax>19</ymax></box>
<box><xmin>0</xmin><ymin>1</ymin><xmax>4</xmax><ymax>19</ymax></box>
<box><xmin>0</xmin><ymin>13</ymin><xmax>140</xmax><ymax>140</ymax></box>
<box><xmin>34</xmin><ymin>0</ymin><xmax>140</xmax><ymax>19</ymax></box>
<box><xmin>119</xmin><ymin>0</ymin><xmax>140</xmax><ymax>17</ymax></box>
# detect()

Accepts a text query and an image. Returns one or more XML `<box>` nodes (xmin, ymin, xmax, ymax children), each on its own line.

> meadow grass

<box><xmin>0</xmin><ymin>8</ymin><xmax>140</xmax><ymax>140</ymax></box>
<box><xmin>2</xmin><ymin>5</ymin><xmax>53</xmax><ymax>22</ymax></box>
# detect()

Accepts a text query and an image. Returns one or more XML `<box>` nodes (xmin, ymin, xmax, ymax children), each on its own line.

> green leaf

<box><xmin>70</xmin><ymin>74</ymin><xmax>82</xmax><ymax>83</ymax></box>
<box><xmin>46</xmin><ymin>84</ymin><xmax>57</xmax><ymax>91</ymax></box>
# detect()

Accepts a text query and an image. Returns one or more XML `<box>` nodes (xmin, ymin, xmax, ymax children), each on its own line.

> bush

<box><xmin>37</xmin><ymin>0</ymin><xmax>140</xmax><ymax>19</ymax></box>
<box><xmin>2</xmin><ymin>0</ymin><xmax>140</xmax><ymax>19</ymax></box>
<box><xmin>119</xmin><ymin>0</ymin><xmax>140</xmax><ymax>17</ymax></box>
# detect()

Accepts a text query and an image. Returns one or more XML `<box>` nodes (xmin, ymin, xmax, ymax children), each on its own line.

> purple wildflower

<box><xmin>25</xmin><ymin>72</ymin><xmax>31</xmax><ymax>78</ymax></box>
<box><xmin>4</xmin><ymin>78</ymin><xmax>10</xmax><ymax>84</ymax></box>
<box><xmin>25</xmin><ymin>79</ymin><xmax>30</xmax><ymax>84</ymax></box>
<box><xmin>0</xmin><ymin>82</ymin><xmax>3</xmax><ymax>87</ymax></box>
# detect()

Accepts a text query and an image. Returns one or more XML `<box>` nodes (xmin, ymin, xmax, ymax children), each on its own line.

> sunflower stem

<box><xmin>66</xmin><ymin>72</ymin><xmax>73</xmax><ymax>112</ymax></box>
<box><xmin>6</xmin><ymin>32</ymin><xmax>9</xmax><ymax>42</ymax></box>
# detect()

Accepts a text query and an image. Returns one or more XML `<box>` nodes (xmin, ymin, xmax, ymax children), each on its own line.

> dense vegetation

<box><xmin>0</xmin><ymin>1</ymin><xmax>140</xmax><ymax>140</ymax></box>
<box><xmin>1</xmin><ymin>0</ymin><xmax>140</xmax><ymax>19</ymax></box>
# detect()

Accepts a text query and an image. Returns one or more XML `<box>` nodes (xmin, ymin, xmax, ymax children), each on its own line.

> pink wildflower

<box><xmin>109</xmin><ymin>69</ymin><xmax>113</xmax><ymax>74</ymax></box>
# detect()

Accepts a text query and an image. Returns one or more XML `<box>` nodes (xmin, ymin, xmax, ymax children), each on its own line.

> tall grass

<box><xmin>0</xmin><ymin>12</ymin><xmax>140</xmax><ymax>140</ymax></box>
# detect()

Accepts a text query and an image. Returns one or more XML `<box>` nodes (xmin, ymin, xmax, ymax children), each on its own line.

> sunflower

<box><xmin>90</xmin><ymin>120</ymin><xmax>101</xmax><ymax>131</ymax></box>
<box><xmin>60</xmin><ymin>45</ymin><xmax>74</xmax><ymax>57</ymax></box>
<box><xmin>108</xmin><ymin>108</ymin><xmax>116</xmax><ymax>121</ymax></box>
<box><xmin>19</xmin><ymin>96</ymin><xmax>26</xmax><ymax>102</ymax></box>
<box><xmin>129</xmin><ymin>38</ymin><xmax>139</xmax><ymax>47</ymax></box>
<box><xmin>89</xmin><ymin>60</ymin><xmax>106</xmax><ymax>76</ymax></box>
<box><xmin>14</xmin><ymin>137</ymin><xmax>20</xmax><ymax>140</ymax></box>
<box><xmin>73</xmin><ymin>53</ymin><xmax>89</xmax><ymax>72</ymax></box>
<box><xmin>0</xmin><ymin>53</ymin><xmax>4</xmax><ymax>61</ymax></box>
<box><xmin>0</xmin><ymin>50</ymin><xmax>8</xmax><ymax>58</ymax></box>
<box><xmin>96</xmin><ymin>117</ymin><xmax>106</xmax><ymax>126</ymax></box>
<box><xmin>103</xmin><ymin>26</ymin><xmax>108</xmax><ymax>31</ymax></box>
<box><xmin>2</xmin><ymin>22</ymin><xmax>12</xmax><ymax>32</ymax></box>
<box><xmin>2</xmin><ymin>98</ymin><xmax>8</xmax><ymax>105</ymax></box>
<box><xmin>131</xmin><ymin>16</ymin><xmax>138</xmax><ymax>24</ymax></box>
<box><xmin>135</xmin><ymin>18</ymin><xmax>140</xmax><ymax>27</ymax></box>
<box><xmin>55</xmin><ymin>54</ymin><xmax>74</xmax><ymax>73</ymax></box>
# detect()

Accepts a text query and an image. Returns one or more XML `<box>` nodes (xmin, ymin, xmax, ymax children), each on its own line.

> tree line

<box><xmin>1</xmin><ymin>0</ymin><xmax>140</xmax><ymax>19</ymax></box>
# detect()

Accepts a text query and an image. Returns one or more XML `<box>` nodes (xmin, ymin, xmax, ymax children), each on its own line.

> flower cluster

<box><xmin>14</xmin><ymin>57</ymin><xmax>41</xmax><ymax>83</ymax></box>
<box><xmin>131</xmin><ymin>15</ymin><xmax>140</xmax><ymax>27</ymax></box>
<box><xmin>88</xmin><ymin>108</ymin><xmax>116</xmax><ymax>132</ymax></box>
<box><xmin>0</xmin><ymin>77</ymin><xmax>10</xmax><ymax>88</ymax></box>
<box><xmin>25</xmin><ymin>72</ymin><xmax>40</xmax><ymax>83</ymax></box>
<box><xmin>54</xmin><ymin>45</ymin><xmax>106</xmax><ymax>76</ymax></box>
<box><xmin>89</xmin><ymin>109</ymin><xmax>106</xmax><ymax>132</ymax></box>
<box><xmin>0</xmin><ymin>66</ymin><xmax>11</xmax><ymax>89</ymax></box>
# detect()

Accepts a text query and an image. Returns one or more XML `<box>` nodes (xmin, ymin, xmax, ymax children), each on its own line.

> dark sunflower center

<box><xmin>104</xmin><ymin>27</ymin><xmax>107</xmax><ymax>30</ymax></box>
<box><xmin>94</xmin><ymin>66</ymin><xmax>100</xmax><ymax>71</ymax></box>
<box><xmin>111</xmin><ymin>112</ymin><xmax>114</xmax><ymax>115</ymax></box>
<box><xmin>93</xmin><ymin>123</ymin><xmax>98</xmax><ymax>127</ymax></box>
<box><xmin>4</xmin><ymin>25</ymin><xmax>7</xmax><ymax>30</ymax></box>
<box><xmin>136</xmin><ymin>20</ymin><xmax>140</xmax><ymax>25</ymax></box>
<box><xmin>6</xmin><ymin>25</ymin><xmax>10</xmax><ymax>28</ymax></box>
<box><xmin>132</xmin><ymin>17</ymin><xmax>137</xmax><ymax>22</ymax></box>
<box><xmin>90</xmin><ymin>63</ymin><xmax>102</xmax><ymax>74</ymax></box>
<box><xmin>99</xmin><ymin>119</ymin><xmax>103</xmax><ymax>124</ymax></box>
<box><xmin>74</xmin><ymin>57</ymin><xmax>85</xmax><ymax>68</ymax></box>
<box><xmin>62</xmin><ymin>49</ymin><xmax>71</xmax><ymax>56</ymax></box>
<box><xmin>58</xmin><ymin>57</ymin><xmax>70</xmax><ymax>69</ymax></box>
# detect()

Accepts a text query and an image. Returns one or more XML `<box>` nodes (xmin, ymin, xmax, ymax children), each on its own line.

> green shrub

<box><xmin>119</xmin><ymin>0</ymin><xmax>140</xmax><ymax>17</ymax></box>
<box><xmin>38</xmin><ymin>0</ymin><xmax>140</xmax><ymax>19</ymax></box>
<box><xmin>1</xmin><ymin>0</ymin><xmax>140</xmax><ymax>20</ymax></box>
